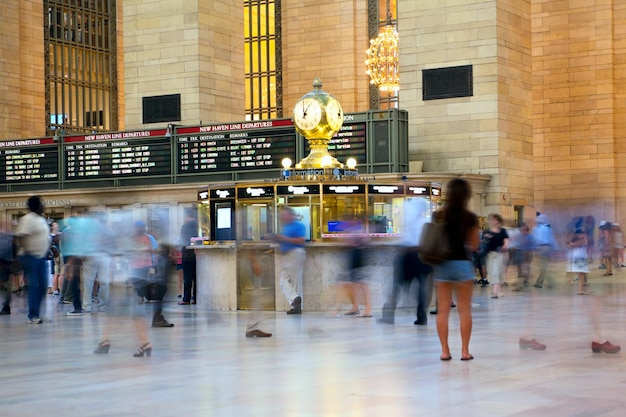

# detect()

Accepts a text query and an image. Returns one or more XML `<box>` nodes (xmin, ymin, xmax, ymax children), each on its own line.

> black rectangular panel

<box><xmin>209</xmin><ymin>187</ymin><xmax>236</xmax><ymax>199</ymax></box>
<box><xmin>303</xmin><ymin>120</ymin><xmax>367</xmax><ymax>165</ymax></box>
<box><xmin>0</xmin><ymin>138</ymin><xmax>59</xmax><ymax>184</ymax></box>
<box><xmin>63</xmin><ymin>130</ymin><xmax>171</xmax><ymax>180</ymax></box>
<box><xmin>237</xmin><ymin>186</ymin><xmax>275</xmax><ymax>199</ymax></box>
<box><xmin>423</xmin><ymin>65</ymin><xmax>473</xmax><ymax>100</ymax></box>
<box><xmin>177</xmin><ymin>121</ymin><xmax>296</xmax><ymax>174</ymax></box>
<box><xmin>368</xmin><ymin>184</ymin><xmax>405</xmax><ymax>195</ymax></box>
<box><xmin>322</xmin><ymin>184</ymin><xmax>366</xmax><ymax>194</ymax></box>
<box><xmin>373</xmin><ymin>121</ymin><xmax>389</xmax><ymax>163</ymax></box>
<box><xmin>276</xmin><ymin>184</ymin><xmax>320</xmax><ymax>195</ymax></box>
<box><xmin>142</xmin><ymin>94</ymin><xmax>181</xmax><ymax>124</ymax></box>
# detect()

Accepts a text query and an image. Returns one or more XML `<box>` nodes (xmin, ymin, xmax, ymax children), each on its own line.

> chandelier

<box><xmin>365</xmin><ymin>25</ymin><xmax>399</xmax><ymax>92</ymax></box>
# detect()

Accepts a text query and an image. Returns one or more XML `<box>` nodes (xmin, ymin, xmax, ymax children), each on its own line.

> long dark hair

<box><xmin>444</xmin><ymin>178</ymin><xmax>472</xmax><ymax>212</ymax></box>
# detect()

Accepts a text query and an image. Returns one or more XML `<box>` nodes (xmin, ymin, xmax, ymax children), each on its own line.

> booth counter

<box><xmin>193</xmin><ymin>241</ymin><xmax>402</xmax><ymax>312</ymax></box>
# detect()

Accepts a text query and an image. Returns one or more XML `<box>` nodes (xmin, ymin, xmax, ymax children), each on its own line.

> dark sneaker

<box><xmin>67</xmin><ymin>310</ymin><xmax>83</xmax><ymax>316</ymax></box>
<box><xmin>28</xmin><ymin>317</ymin><xmax>43</xmax><ymax>324</ymax></box>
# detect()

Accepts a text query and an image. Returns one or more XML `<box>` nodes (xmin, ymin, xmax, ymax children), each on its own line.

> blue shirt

<box><xmin>533</xmin><ymin>224</ymin><xmax>557</xmax><ymax>250</ymax></box>
<box><xmin>280</xmin><ymin>221</ymin><xmax>306</xmax><ymax>253</ymax></box>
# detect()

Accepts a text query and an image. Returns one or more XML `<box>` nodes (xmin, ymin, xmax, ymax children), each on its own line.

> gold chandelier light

<box><xmin>365</xmin><ymin>24</ymin><xmax>399</xmax><ymax>92</ymax></box>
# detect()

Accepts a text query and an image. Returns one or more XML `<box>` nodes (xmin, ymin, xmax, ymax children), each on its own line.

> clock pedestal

<box><xmin>296</xmin><ymin>138</ymin><xmax>342</xmax><ymax>169</ymax></box>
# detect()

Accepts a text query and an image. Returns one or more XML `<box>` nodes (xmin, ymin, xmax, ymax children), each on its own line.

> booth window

<box><xmin>44</xmin><ymin>0</ymin><xmax>118</xmax><ymax>135</ymax></box>
<box><xmin>244</xmin><ymin>0</ymin><xmax>282</xmax><ymax>120</ymax></box>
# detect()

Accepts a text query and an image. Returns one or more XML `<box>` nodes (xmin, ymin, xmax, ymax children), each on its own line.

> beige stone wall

<box><xmin>123</xmin><ymin>0</ymin><xmax>244</xmax><ymax>129</ymax></box>
<box><xmin>282</xmin><ymin>0</ymin><xmax>370</xmax><ymax>115</ymax></box>
<box><xmin>532</xmin><ymin>0</ymin><xmax>625</xmax><ymax>223</ymax></box>
<box><xmin>116</xmin><ymin>0</ymin><xmax>125</xmax><ymax>130</ymax></box>
<box><xmin>0</xmin><ymin>0</ymin><xmax>45</xmax><ymax>140</ymax></box>
<box><xmin>496</xmin><ymin>0</ymin><xmax>533</xmax><ymax>211</ymax></box>
<box><xmin>611</xmin><ymin>0</ymin><xmax>625</xmax><ymax>223</ymax></box>
<box><xmin>399</xmin><ymin>0</ymin><xmax>533</xmax><ymax>218</ymax></box>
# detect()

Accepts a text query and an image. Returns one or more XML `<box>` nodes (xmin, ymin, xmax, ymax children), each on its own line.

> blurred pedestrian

<box><xmin>532</xmin><ymin>213</ymin><xmax>557</xmax><ymax>289</ymax></box>
<box><xmin>265</xmin><ymin>207</ymin><xmax>306</xmax><ymax>314</ymax></box>
<box><xmin>151</xmin><ymin>244</ymin><xmax>174</xmax><ymax>328</ymax></box>
<box><xmin>567</xmin><ymin>226</ymin><xmax>589</xmax><ymax>295</ymax></box>
<box><xmin>584</xmin><ymin>216</ymin><xmax>596</xmax><ymax>264</ymax></box>
<box><xmin>50</xmin><ymin>222</ymin><xmax>63</xmax><ymax>296</ymax></box>
<box><xmin>598</xmin><ymin>221</ymin><xmax>613</xmax><ymax>276</ymax></box>
<box><xmin>178</xmin><ymin>210</ymin><xmax>198</xmax><ymax>305</ymax></box>
<box><xmin>482</xmin><ymin>213</ymin><xmax>509</xmax><ymax>298</ymax></box>
<box><xmin>431</xmin><ymin>178</ymin><xmax>480</xmax><ymax>361</ymax></box>
<box><xmin>341</xmin><ymin>232</ymin><xmax>372</xmax><ymax>318</ymax></box>
<box><xmin>94</xmin><ymin>220</ymin><xmax>153</xmax><ymax>357</ymax></box>
<box><xmin>80</xmin><ymin>213</ymin><xmax>115</xmax><ymax>313</ymax></box>
<box><xmin>15</xmin><ymin>196</ymin><xmax>51</xmax><ymax>324</ymax></box>
<box><xmin>511</xmin><ymin>224</ymin><xmax>534</xmax><ymax>291</ymax></box>
<box><xmin>169</xmin><ymin>244</ymin><xmax>183</xmax><ymax>298</ymax></box>
<box><xmin>0</xmin><ymin>229</ymin><xmax>15</xmax><ymax>315</ymax></box>
<box><xmin>381</xmin><ymin>197</ymin><xmax>432</xmax><ymax>325</ymax></box>
<box><xmin>612</xmin><ymin>223</ymin><xmax>624</xmax><ymax>268</ymax></box>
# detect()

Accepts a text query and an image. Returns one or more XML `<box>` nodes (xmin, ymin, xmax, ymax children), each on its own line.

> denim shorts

<box><xmin>433</xmin><ymin>260</ymin><xmax>474</xmax><ymax>283</ymax></box>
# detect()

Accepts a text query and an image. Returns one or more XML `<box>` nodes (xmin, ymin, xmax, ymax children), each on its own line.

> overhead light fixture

<box><xmin>365</xmin><ymin>1</ymin><xmax>399</xmax><ymax>92</ymax></box>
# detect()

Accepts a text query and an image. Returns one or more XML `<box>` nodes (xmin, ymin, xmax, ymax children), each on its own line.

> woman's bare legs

<box><xmin>436</xmin><ymin>281</ymin><xmax>454</xmax><ymax>359</ymax></box>
<box><xmin>355</xmin><ymin>282</ymin><xmax>372</xmax><ymax>315</ymax></box>
<box><xmin>577</xmin><ymin>273</ymin><xmax>588</xmax><ymax>294</ymax></box>
<box><xmin>177</xmin><ymin>269</ymin><xmax>183</xmax><ymax>296</ymax></box>
<box><xmin>133</xmin><ymin>316</ymin><xmax>150</xmax><ymax>346</ymax></box>
<box><xmin>456</xmin><ymin>280</ymin><xmax>474</xmax><ymax>359</ymax></box>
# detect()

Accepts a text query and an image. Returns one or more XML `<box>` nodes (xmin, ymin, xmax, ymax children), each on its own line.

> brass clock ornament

<box><xmin>293</xmin><ymin>78</ymin><xmax>344</xmax><ymax>169</ymax></box>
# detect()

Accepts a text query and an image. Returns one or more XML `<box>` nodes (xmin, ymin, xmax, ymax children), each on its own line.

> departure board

<box><xmin>63</xmin><ymin>130</ymin><xmax>171</xmax><ymax>179</ymax></box>
<box><xmin>176</xmin><ymin>120</ymin><xmax>296</xmax><ymax>174</ymax></box>
<box><xmin>304</xmin><ymin>120</ymin><xmax>367</xmax><ymax>164</ymax></box>
<box><xmin>0</xmin><ymin>138</ymin><xmax>59</xmax><ymax>183</ymax></box>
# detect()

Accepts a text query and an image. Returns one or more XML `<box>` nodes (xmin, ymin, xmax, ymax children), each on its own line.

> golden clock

<box><xmin>293</xmin><ymin>78</ymin><xmax>345</xmax><ymax>169</ymax></box>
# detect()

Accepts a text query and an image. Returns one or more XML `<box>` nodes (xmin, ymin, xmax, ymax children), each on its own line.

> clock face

<box><xmin>294</xmin><ymin>98</ymin><xmax>323</xmax><ymax>132</ymax></box>
<box><xmin>325</xmin><ymin>100</ymin><xmax>344</xmax><ymax>131</ymax></box>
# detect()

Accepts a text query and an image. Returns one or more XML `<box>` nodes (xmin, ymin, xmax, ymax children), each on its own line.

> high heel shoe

<box><xmin>94</xmin><ymin>340</ymin><xmax>111</xmax><ymax>354</ymax></box>
<box><xmin>133</xmin><ymin>342</ymin><xmax>152</xmax><ymax>357</ymax></box>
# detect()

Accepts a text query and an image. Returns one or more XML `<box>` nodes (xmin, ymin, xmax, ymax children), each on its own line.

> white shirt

<box><xmin>16</xmin><ymin>212</ymin><xmax>51</xmax><ymax>258</ymax></box>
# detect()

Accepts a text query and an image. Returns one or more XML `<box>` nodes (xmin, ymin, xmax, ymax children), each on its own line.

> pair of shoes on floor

<box><xmin>414</xmin><ymin>320</ymin><xmax>427</xmax><ymax>326</ymax></box>
<box><xmin>442</xmin><ymin>354</ymin><xmax>474</xmax><ymax>361</ymax></box>
<box><xmin>28</xmin><ymin>317</ymin><xmax>42</xmax><ymax>324</ymax></box>
<box><xmin>519</xmin><ymin>338</ymin><xmax>546</xmax><ymax>350</ymax></box>
<box><xmin>178</xmin><ymin>301</ymin><xmax>190</xmax><ymax>305</ymax></box>
<box><xmin>287</xmin><ymin>296</ymin><xmax>302</xmax><ymax>315</ymax></box>
<box><xmin>246</xmin><ymin>329</ymin><xmax>272</xmax><ymax>338</ymax></box>
<box><xmin>592</xmin><ymin>341</ymin><xmax>620</xmax><ymax>353</ymax></box>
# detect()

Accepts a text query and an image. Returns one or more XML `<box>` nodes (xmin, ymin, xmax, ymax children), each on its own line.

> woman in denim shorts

<box><xmin>432</xmin><ymin>179</ymin><xmax>480</xmax><ymax>361</ymax></box>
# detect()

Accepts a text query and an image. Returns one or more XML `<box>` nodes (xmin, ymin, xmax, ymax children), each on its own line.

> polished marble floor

<box><xmin>2</xmin><ymin>265</ymin><xmax>626</xmax><ymax>417</ymax></box>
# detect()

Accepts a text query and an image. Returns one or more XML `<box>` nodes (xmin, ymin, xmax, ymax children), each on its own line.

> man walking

<box><xmin>178</xmin><ymin>210</ymin><xmax>198</xmax><ymax>305</ymax></box>
<box><xmin>533</xmin><ymin>213</ymin><xmax>557</xmax><ymax>289</ymax></box>
<box><xmin>266</xmin><ymin>207</ymin><xmax>306</xmax><ymax>314</ymax></box>
<box><xmin>16</xmin><ymin>196</ymin><xmax>51</xmax><ymax>324</ymax></box>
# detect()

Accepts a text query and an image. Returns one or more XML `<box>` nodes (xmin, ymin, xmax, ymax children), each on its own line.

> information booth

<box><xmin>194</xmin><ymin>179</ymin><xmax>443</xmax><ymax>312</ymax></box>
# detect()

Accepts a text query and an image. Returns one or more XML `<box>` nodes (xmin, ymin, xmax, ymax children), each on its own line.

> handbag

<box><xmin>419</xmin><ymin>219</ymin><xmax>451</xmax><ymax>265</ymax></box>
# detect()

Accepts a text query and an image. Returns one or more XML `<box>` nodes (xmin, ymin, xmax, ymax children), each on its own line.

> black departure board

<box><xmin>176</xmin><ymin>120</ymin><xmax>297</xmax><ymax>174</ymax></box>
<box><xmin>304</xmin><ymin>120</ymin><xmax>367</xmax><ymax>164</ymax></box>
<box><xmin>0</xmin><ymin>138</ymin><xmax>59</xmax><ymax>183</ymax></box>
<box><xmin>63</xmin><ymin>130</ymin><xmax>171</xmax><ymax>179</ymax></box>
